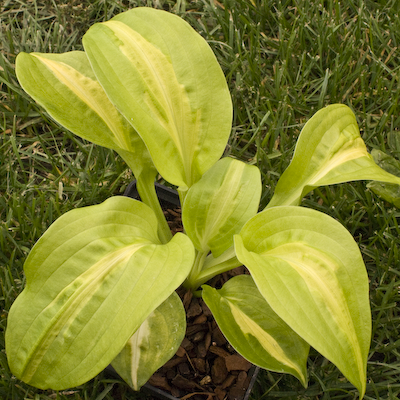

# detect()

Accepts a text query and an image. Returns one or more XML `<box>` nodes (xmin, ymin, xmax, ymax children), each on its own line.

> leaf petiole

<box><xmin>188</xmin><ymin>246</ymin><xmax>242</xmax><ymax>289</ymax></box>
<box><xmin>184</xmin><ymin>250</ymin><xmax>208</xmax><ymax>291</ymax></box>
<box><xmin>136</xmin><ymin>176</ymin><xmax>173</xmax><ymax>244</ymax></box>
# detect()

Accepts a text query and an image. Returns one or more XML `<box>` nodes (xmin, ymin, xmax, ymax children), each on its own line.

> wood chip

<box><xmin>228</xmin><ymin>371</ymin><xmax>248</xmax><ymax>400</ymax></box>
<box><xmin>215</xmin><ymin>387</ymin><xmax>227</xmax><ymax>400</ymax></box>
<box><xmin>192</xmin><ymin>357</ymin><xmax>206</xmax><ymax>373</ymax></box>
<box><xmin>176</xmin><ymin>346</ymin><xmax>186</xmax><ymax>358</ymax></box>
<box><xmin>193</xmin><ymin>314</ymin><xmax>208</xmax><ymax>325</ymax></box>
<box><xmin>163</xmin><ymin>356</ymin><xmax>185</xmax><ymax>369</ymax></box>
<box><xmin>183</xmin><ymin>290</ymin><xmax>193</xmax><ymax>310</ymax></box>
<box><xmin>211</xmin><ymin>357</ymin><xmax>228</xmax><ymax>384</ymax></box>
<box><xmin>225</xmin><ymin>355</ymin><xmax>252</xmax><ymax>372</ymax></box>
<box><xmin>209</xmin><ymin>345</ymin><xmax>230</xmax><ymax>358</ymax></box>
<box><xmin>199</xmin><ymin>375</ymin><xmax>212</xmax><ymax>385</ymax></box>
<box><xmin>148</xmin><ymin>373</ymin><xmax>172</xmax><ymax>391</ymax></box>
<box><xmin>187</xmin><ymin>299</ymin><xmax>203</xmax><ymax>318</ymax></box>
<box><xmin>221</xmin><ymin>374</ymin><xmax>236</xmax><ymax>389</ymax></box>
<box><xmin>181</xmin><ymin>337</ymin><xmax>194</xmax><ymax>351</ymax></box>
<box><xmin>178</xmin><ymin>362</ymin><xmax>191</xmax><ymax>376</ymax></box>
<box><xmin>172</xmin><ymin>374</ymin><xmax>198</xmax><ymax>390</ymax></box>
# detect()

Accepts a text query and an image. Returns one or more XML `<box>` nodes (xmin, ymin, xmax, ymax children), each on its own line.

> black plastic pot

<box><xmin>120</xmin><ymin>181</ymin><xmax>259</xmax><ymax>400</ymax></box>
<box><xmin>124</xmin><ymin>181</ymin><xmax>180</xmax><ymax>207</ymax></box>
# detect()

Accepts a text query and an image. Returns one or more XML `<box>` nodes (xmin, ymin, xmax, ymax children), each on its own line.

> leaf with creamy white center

<box><xmin>82</xmin><ymin>7</ymin><xmax>232</xmax><ymax>190</ymax></box>
<box><xmin>5</xmin><ymin>197</ymin><xmax>194</xmax><ymax>390</ymax></box>
<box><xmin>111</xmin><ymin>291</ymin><xmax>186</xmax><ymax>390</ymax></box>
<box><xmin>202</xmin><ymin>275</ymin><xmax>309</xmax><ymax>386</ymax></box>
<box><xmin>182</xmin><ymin>157</ymin><xmax>261</xmax><ymax>258</ymax></box>
<box><xmin>234</xmin><ymin>206</ymin><xmax>371</xmax><ymax>398</ymax></box>
<box><xmin>15</xmin><ymin>51</ymin><xmax>156</xmax><ymax>181</ymax></box>
<box><xmin>267</xmin><ymin>104</ymin><xmax>400</xmax><ymax>207</ymax></box>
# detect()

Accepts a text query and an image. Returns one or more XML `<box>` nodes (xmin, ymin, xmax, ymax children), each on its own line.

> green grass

<box><xmin>1</xmin><ymin>0</ymin><xmax>400</xmax><ymax>399</ymax></box>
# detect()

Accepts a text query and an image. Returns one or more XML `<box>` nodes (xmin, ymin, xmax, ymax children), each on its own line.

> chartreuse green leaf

<box><xmin>15</xmin><ymin>51</ymin><xmax>174</xmax><ymax>243</ymax></box>
<box><xmin>182</xmin><ymin>157</ymin><xmax>261</xmax><ymax>258</ymax></box>
<box><xmin>111</xmin><ymin>291</ymin><xmax>185</xmax><ymax>390</ymax></box>
<box><xmin>15</xmin><ymin>51</ymin><xmax>155</xmax><ymax>181</ymax></box>
<box><xmin>5</xmin><ymin>197</ymin><xmax>194</xmax><ymax>390</ymax></box>
<box><xmin>367</xmin><ymin>149</ymin><xmax>400</xmax><ymax>207</ymax></box>
<box><xmin>202</xmin><ymin>275</ymin><xmax>309</xmax><ymax>386</ymax></box>
<box><xmin>234</xmin><ymin>206</ymin><xmax>371</xmax><ymax>397</ymax></box>
<box><xmin>267</xmin><ymin>104</ymin><xmax>400</xmax><ymax>207</ymax></box>
<box><xmin>82</xmin><ymin>7</ymin><xmax>232</xmax><ymax>190</ymax></box>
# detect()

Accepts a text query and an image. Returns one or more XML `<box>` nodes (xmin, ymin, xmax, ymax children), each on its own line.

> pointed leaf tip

<box><xmin>202</xmin><ymin>275</ymin><xmax>309</xmax><ymax>386</ymax></box>
<box><xmin>268</xmin><ymin>104</ymin><xmax>400</xmax><ymax>207</ymax></box>
<box><xmin>235</xmin><ymin>206</ymin><xmax>371</xmax><ymax>396</ymax></box>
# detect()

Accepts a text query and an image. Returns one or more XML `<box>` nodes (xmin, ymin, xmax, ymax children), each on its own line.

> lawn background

<box><xmin>1</xmin><ymin>0</ymin><xmax>400</xmax><ymax>399</ymax></box>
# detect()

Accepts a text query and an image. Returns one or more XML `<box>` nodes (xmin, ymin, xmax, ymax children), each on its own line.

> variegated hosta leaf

<box><xmin>5</xmin><ymin>197</ymin><xmax>194</xmax><ymax>390</ymax></box>
<box><xmin>367</xmin><ymin>149</ymin><xmax>400</xmax><ymax>207</ymax></box>
<box><xmin>267</xmin><ymin>104</ymin><xmax>400</xmax><ymax>207</ymax></box>
<box><xmin>82</xmin><ymin>7</ymin><xmax>232</xmax><ymax>190</ymax></box>
<box><xmin>202</xmin><ymin>275</ymin><xmax>309</xmax><ymax>385</ymax></box>
<box><xmin>182</xmin><ymin>157</ymin><xmax>261</xmax><ymax>258</ymax></box>
<box><xmin>234</xmin><ymin>206</ymin><xmax>371</xmax><ymax>398</ymax></box>
<box><xmin>111</xmin><ymin>291</ymin><xmax>186</xmax><ymax>390</ymax></box>
<box><xmin>15</xmin><ymin>51</ymin><xmax>156</xmax><ymax>180</ymax></box>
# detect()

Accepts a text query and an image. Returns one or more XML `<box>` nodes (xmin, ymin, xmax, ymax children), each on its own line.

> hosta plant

<box><xmin>6</xmin><ymin>7</ymin><xmax>400</xmax><ymax>398</ymax></box>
